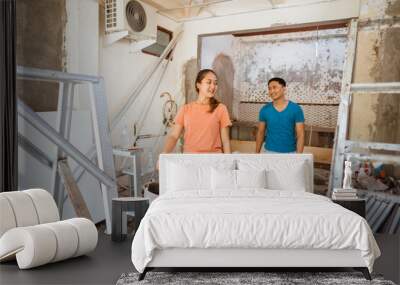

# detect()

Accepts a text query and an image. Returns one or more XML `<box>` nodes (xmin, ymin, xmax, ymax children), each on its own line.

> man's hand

<box><xmin>295</xmin><ymin>122</ymin><xmax>305</xmax><ymax>153</ymax></box>
<box><xmin>255</xmin><ymin>122</ymin><xmax>266</xmax><ymax>153</ymax></box>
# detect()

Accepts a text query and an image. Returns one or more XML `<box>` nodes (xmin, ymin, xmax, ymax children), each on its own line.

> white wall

<box><xmin>66</xmin><ymin>0</ymin><xmax>99</xmax><ymax>109</ymax></box>
<box><xmin>100</xmin><ymin>3</ymin><xmax>179</xmax><ymax>172</ymax></box>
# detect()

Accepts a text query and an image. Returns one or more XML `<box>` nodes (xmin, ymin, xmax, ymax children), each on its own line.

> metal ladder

<box><xmin>17</xmin><ymin>66</ymin><xmax>118</xmax><ymax>234</ymax></box>
<box><xmin>329</xmin><ymin>19</ymin><xmax>400</xmax><ymax>196</ymax></box>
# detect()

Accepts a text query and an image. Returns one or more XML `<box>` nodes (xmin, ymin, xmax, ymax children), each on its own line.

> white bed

<box><xmin>131</xmin><ymin>154</ymin><xmax>380</xmax><ymax>280</ymax></box>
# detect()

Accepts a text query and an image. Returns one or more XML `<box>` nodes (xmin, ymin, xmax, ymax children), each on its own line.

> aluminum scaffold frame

<box><xmin>17</xmin><ymin>66</ymin><xmax>118</xmax><ymax>234</ymax></box>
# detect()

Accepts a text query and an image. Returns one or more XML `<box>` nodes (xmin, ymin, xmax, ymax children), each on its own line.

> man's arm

<box><xmin>295</xmin><ymin>122</ymin><xmax>305</xmax><ymax>153</ymax></box>
<box><xmin>220</xmin><ymin>127</ymin><xmax>231</xmax><ymax>153</ymax></box>
<box><xmin>256</xmin><ymin>122</ymin><xmax>266</xmax><ymax>153</ymax></box>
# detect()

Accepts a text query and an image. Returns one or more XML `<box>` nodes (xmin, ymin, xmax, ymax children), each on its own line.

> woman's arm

<box><xmin>157</xmin><ymin>124</ymin><xmax>183</xmax><ymax>170</ymax></box>
<box><xmin>161</xmin><ymin>124</ymin><xmax>184</xmax><ymax>153</ymax></box>
<box><xmin>220</xmin><ymin>127</ymin><xmax>231</xmax><ymax>153</ymax></box>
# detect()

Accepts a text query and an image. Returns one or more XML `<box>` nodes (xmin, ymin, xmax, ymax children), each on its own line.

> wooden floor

<box><xmin>0</xmin><ymin>232</ymin><xmax>398</xmax><ymax>284</ymax></box>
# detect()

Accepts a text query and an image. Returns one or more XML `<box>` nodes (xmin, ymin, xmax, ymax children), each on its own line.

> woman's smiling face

<box><xmin>196</xmin><ymin>72</ymin><xmax>218</xmax><ymax>98</ymax></box>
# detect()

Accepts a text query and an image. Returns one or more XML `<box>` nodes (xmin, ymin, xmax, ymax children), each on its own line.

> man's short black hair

<box><xmin>268</xmin><ymin>77</ymin><xmax>286</xmax><ymax>87</ymax></box>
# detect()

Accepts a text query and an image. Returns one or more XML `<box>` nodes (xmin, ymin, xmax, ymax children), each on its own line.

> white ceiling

<box><xmin>140</xmin><ymin>0</ymin><xmax>337</xmax><ymax>22</ymax></box>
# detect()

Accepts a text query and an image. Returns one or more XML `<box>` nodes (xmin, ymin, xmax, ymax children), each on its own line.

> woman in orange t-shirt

<box><xmin>161</xmin><ymin>69</ymin><xmax>232</xmax><ymax>154</ymax></box>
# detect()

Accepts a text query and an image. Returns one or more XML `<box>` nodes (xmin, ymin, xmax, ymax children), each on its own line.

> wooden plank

<box><xmin>230</xmin><ymin>141</ymin><xmax>333</xmax><ymax>165</ymax></box>
<box><xmin>232</xmin><ymin>122</ymin><xmax>335</xmax><ymax>133</ymax></box>
<box><xmin>230</xmin><ymin>140</ymin><xmax>256</xmax><ymax>153</ymax></box>
<box><xmin>58</xmin><ymin>159</ymin><xmax>92</xmax><ymax>220</ymax></box>
<box><xmin>305</xmin><ymin>125</ymin><xmax>335</xmax><ymax>133</ymax></box>
<box><xmin>233</xmin><ymin>19</ymin><xmax>348</xmax><ymax>37</ymax></box>
<box><xmin>303</xmin><ymin>146</ymin><xmax>333</xmax><ymax>165</ymax></box>
<box><xmin>240</xmin><ymin>101</ymin><xmax>340</xmax><ymax>106</ymax></box>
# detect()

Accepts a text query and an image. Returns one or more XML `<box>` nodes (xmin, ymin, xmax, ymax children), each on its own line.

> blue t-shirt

<box><xmin>258</xmin><ymin>100</ymin><xmax>305</xmax><ymax>153</ymax></box>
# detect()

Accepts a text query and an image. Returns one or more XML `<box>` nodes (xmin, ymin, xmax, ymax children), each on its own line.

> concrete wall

<box><xmin>15</xmin><ymin>0</ymin><xmax>99</xmax><ymax>110</ymax></box>
<box><xmin>16</xmin><ymin>0</ymin><xmax>66</xmax><ymax>111</ymax></box>
<box><xmin>350</xmin><ymin>0</ymin><xmax>400</xmax><ymax>143</ymax></box>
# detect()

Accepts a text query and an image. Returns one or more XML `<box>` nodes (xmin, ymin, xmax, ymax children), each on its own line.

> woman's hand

<box><xmin>220</xmin><ymin>127</ymin><xmax>231</xmax><ymax>153</ymax></box>
<box><xmin>161</xmin><ymin>124</ymin><xmax>183</xmax><ymax>154</ymax></box>
<box><xmin>157</xmin><ymin>124</ymin><xmax>184</xmax><ymax>170</ymax></box>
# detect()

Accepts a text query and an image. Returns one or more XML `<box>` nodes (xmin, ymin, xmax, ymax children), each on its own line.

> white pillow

<box><xmin>211</xmin><ymin>169</ymin><xmax>268</xmax><ymax>190</ymax></box>
<box><xmin>266</xmin><ymin>162</ymin><xmax>307</xmax><ymax>191</ymax></box>
<box><xmin>237</xmin><ymin>169</ymin><xmax>267</xmax><ymax>188</ymax></box>
<box><xmin>166</xmin><ymin>160</ymin><xmax>236</xmax><ymax>192</ymax></box>
<box><xmin>211</xmin><ymin>168</ymin><xmax>236</xmax><ymax>190</ymax></box>
<box><xmin>167</xmin><ymin>162</ymin><xmax>210</xmax><ymax>191</ymax></box>
<box><xmin>238</xmin><ymin>159</ymin><xmax>308</xmax><ymax>191</ymax></box>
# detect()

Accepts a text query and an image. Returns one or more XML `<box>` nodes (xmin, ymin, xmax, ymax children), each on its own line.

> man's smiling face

<box><xmin>268</xmin><ymin>80</ymin><xmax>285</xmax><ymax>101</ymax></box>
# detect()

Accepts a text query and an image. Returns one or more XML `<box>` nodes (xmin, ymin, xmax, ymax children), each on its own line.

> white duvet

<box><xmin>131</xmin><ymin>190</ymin><xmax>380</xmax><ymax>273</ymax></box>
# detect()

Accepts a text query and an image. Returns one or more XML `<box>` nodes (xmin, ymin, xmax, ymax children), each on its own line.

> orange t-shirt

<box><xmin>174</xmin><ymin>103</ymin><xmax>232</xmax><ymax>153</ymax></box>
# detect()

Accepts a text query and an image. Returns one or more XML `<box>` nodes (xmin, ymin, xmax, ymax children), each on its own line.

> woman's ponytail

<box><xmin>209</xmin><ymin>97</ymin><xmax>219</xmax><ymax>113</ymax></box>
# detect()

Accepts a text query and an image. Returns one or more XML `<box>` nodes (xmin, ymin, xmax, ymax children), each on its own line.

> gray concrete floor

<box><xmin>0</xmin><ymin>231</ymin><xmax>134</xmax><ymax>285</ymax></box>
<box><xmin>1</xmin><ymin>232</ymin><xmax>398</xmax><ymax>285</ymax></box>
<box><xmin>373</xmin><ymin>234</ymin><xmax>400</xmax><ymax>284</ymax></box>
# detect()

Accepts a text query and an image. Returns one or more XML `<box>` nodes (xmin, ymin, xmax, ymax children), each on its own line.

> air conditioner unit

<box><xmin>104</xmin><ymin>0</ymin><xmax>157</xmax><ymax>48</ymax></box>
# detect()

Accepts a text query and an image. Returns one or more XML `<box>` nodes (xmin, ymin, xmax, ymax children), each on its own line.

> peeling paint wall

<box><xmin>16</xmin><ymin>0</ymin><xmax>66</xmax><ymax>111</ymax></box>
<box><xmin>235</xmin><ymin>30</ymin><xmax>346</xmax><ymax>129</ymax></box>
<box><xmin>200</xmin><ymin>34</ymin><xmax>235</xmax><ymax>114</ymax></box>
<box><xmin>183</xmin><ymin>58</ymin><xmax>198</xmax><ymax>104</ymax></box>
<box><xmin>212</xmin><ymin>53</ymin><xmax>235</xmax><ymax>116</ymax></box>
<box><xmin>200</xmin><ymin>29</ymin><xmax>347</xmax><ymax>129</ymax></box>
<box><xmin>350</xmin><ymin>0</ymin><xmax>400</xmax><ymax>143</ymax></box>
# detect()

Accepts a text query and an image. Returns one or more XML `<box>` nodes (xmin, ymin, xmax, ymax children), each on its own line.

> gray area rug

<box><xmin>116</xmin><ymin>271</ymin><xmax>395</xmax><ymax>285</ymax></box>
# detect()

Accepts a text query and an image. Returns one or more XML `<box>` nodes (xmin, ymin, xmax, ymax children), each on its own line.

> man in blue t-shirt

<box><xmin>256</xmin><ymin>77</ymin><xmax>305</xmax><ymax>153</ymax></box>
